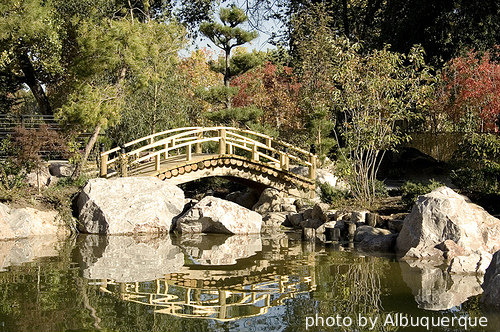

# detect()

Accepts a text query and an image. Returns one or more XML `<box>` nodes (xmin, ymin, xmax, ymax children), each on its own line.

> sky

<box><xmin>181</xmin><ymin>1</ymin><xmax>282</xmax><ymax>58</ymax></box>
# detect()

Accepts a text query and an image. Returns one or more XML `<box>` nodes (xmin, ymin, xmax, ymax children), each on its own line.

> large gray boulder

<box><xmin>481</xmin><ymin>250</ymin><xmax>500</xmax><ymax>307</ymax></box>
<box><xmin>396</xmin><ymin>187</ymin><xmax>500</xmax><ymax>273</ymax></box>
<box><xmin>77</xmin><ymin>177</ymin><xmax>184</xmax><ymax>234</ymax></box>
<box><xmin>0</xmin><ymin>203</ymin><xmax>70</xmax><ymax>240</ymax></box>
<box><xmin>176</xmin><ymin>196</ymin><xmax>262</xmax><ymax>234</ymax></box>
<box><xmin>76</xmin><ymin>234</ymin><xmax>184</xmax><ymax>282</ymax></box>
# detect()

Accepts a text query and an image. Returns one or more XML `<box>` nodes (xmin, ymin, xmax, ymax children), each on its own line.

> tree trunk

<box><xmin>17</xmin><ymin>50</ymin><xmax>52</xmax><ymax>115</ymax></box>
<box><xmin>72</xmin><ymin>123</ymin><xmax>102</xmax><ymax>179</ymax></box>
<box><xmin>224</xmin><ymin>49</ymin><xmax>232</xmax><ymax>109</ymax></box>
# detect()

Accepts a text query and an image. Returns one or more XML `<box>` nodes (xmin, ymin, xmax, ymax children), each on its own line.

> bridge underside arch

<box><xmin>147</xmin><ymin>155</ymin><xmax>315</xmax><ymax>197</ymax></box>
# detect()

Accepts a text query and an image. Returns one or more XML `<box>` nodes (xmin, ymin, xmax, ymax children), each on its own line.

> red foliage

<box><xmin>441</xmin><ymin>49</ymin><xmax>500</xmax><ymax>132</ymax></box>
<box><xmin>231</xmin><ymin>62</ymin><xmax>302</xmax><ymax>129</ymax></box>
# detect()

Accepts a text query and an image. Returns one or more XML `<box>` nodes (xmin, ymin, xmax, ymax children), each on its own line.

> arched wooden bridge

<box><xmin>100</xmin><ymin>127</ymin><xmax>317</xmax><ymax>195</ymax></box>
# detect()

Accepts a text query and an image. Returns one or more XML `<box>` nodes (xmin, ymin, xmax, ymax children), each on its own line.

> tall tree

<box><xmin>200</xmin><ymin>5</ymin><xmax>258</xmax><ymax>88</ymax></box>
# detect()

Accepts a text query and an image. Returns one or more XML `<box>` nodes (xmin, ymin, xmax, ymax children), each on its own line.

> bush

<box><xmin>318</xmin><ymin>181</ymin><xmax>351</xmax><ymax>205</ymax></box>
<box><xmin>401</xmin><ymin>179</ymin><xmax>444</xmax><ymax>210</ymax></box>
<box><xmin>451</xmin><ymin>133</ymin><xmax>500</xmax><ymax>196</ymax></box>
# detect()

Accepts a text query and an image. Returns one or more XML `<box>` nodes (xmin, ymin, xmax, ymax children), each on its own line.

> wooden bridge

<box><xmin>100</xmin><ymin>127</ymin><xmax>317</xmax><ymax>195</ymax></box>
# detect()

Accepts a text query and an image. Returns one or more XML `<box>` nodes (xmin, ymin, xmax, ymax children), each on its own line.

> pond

<box><xmin>0</xmin><ymin>233</ymin><xmax>498</xmax><ymax>332</ymax></box>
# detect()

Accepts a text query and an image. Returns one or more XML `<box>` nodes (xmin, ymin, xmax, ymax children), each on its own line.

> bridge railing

<box><xmin>100</xmin><ymin>127</ymin><xmax>317</xmax><ymax>180</ymax></box>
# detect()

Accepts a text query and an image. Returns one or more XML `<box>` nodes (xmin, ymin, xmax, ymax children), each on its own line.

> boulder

<box><xmin>448</xmin><ymin>252</ymin><xmax>492</xmax><ymax>274</ymax></box>
<box><xmin>351</xmin><ymin>211</ymin><xmax>368</xmax><ymax>223</ymax></box>
<box><xmin>225</xmin><ymin>189</ymin><xmax>260</xmax><ymax>210</ymax></box>
<box><xmin>48</xmin><ymin>161</ymin><xmax>75</xmax><ymax>177</ymax></box>
<box><xmin>252</xmin><ymin>188</ymin><xmax>283</xmax><ymax>213</ymax></box>
<box><xmin>358</xmin><ymin>233</ymin><xmax>397</xmax><ymax>252</ymax></box>
<box><xmin>26</xmin><ymin>167</ymin><xmax>51</xmax><ymax>188</ymax></box>
<box><xmin>0</xmin><ymin>203</ymin><xmax>70</xmax><ymax>240</ymax></box>
<box><xmin>77</xmin><ymin>177</ymin><xmax>184</xmax><ymax>234</ymax></box>
<box><xmin>354</xmin><ymin>225</ymin><xmax>392</xmax><ymax>243</ymax></box>
<box><xmin>176</xmin><ymin>196</ymin><xmax>262</xmax><ymax>234</ymax></box>
<box><xmin>262</xmin><ymin>212</ymin><xmax>288</xmax><ymax>229</ymax></box>
<box><xmin>481</xmin><ymin>250</ymin><xmax>500</xmax><ymax>307</ymax></box>
<box><xmin>286</xmin><ymin>213</ymin><xmax>303</xmax><ymax>228</ymax></box>
<box><xmin>311</xmin><ymin>203</ymin><xmax>330</xmax><ymax>222</ymax></box>
<box><xmin>396</xmin><ymin>187</ymin><xmax>500</xmax><ymax>266</ymax></box>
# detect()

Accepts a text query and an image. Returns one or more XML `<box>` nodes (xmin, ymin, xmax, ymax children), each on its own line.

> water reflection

<box><xmin>0</xmin><ymin>235</ymin><xmax>69</xmax><ymax>272</ymax></box>
<box><xmin>399</xmin><ymin>260</ymin><xmax>483</xmax><ymax>311</ymax></box>
<box><xmin>75</xmin><ymin>234</ymin><xmax>184</xmax><ymax>282</ymax></box>
<box><xmin>81</xmin><ymin>233</ymin><xmax>316</xmax><ymax>321</ymax></box>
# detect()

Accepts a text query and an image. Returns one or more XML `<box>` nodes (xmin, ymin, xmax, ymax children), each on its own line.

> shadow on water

<box><xmin>0</xmin><ymin>234</ymin><xmax>499</xmax><ymax>332</ymax></box>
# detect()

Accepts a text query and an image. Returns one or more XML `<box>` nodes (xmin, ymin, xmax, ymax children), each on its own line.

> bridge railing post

<box><xmin>308</xmin><ymin>154</ymin><xmax>317</xmax><ymax>180</ymax></box>
<box><xmin>252</xmin><ymin>143</ymin><xmax>259</xmax><ymax>161</ymax></box>
<box><xmin>195</xmin><ymin>132</ymin><xmax>202</xmax><ymax>154</ymax></box>
<box><xmin>280</xmin><ymin>152</ymin><xmax>289</xmax><ymax>171</ymax></box>
<box><xmin>100</xmin><ymin>143</ymin><xmax>108</xmax><ymax>177</ymax></box>
<box><xmin>218</xmin><ymin>129</ymin><xmax>226</xmax><ymax>155</ymax></box>
<box><xmin>186</xmin><ymin>143</ymin><xmax>192</xmax><ymax>161</ymax></box>
<box><xmin>119</xmin><ymin>147</ymin><xmax>128</xmax><ymax>177</ymax></box>
<box><xmin>164</xmin><ymin>141</ymin><xmax>169</xmax><ymax>159</ymax></box>
<box><xmin>155</xmin><ymin>153</ymin><xmax>160</xmax><ymax>171</ymax></box>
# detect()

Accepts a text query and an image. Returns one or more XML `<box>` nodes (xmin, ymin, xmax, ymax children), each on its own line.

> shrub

<box><xmin>318</xmin><ymin>181</ymin><xmax>351</xmax><ymax>205</ymax></box>
<box><xmin>401</xmin><ymin>179</ymin><xmax>444</xmax><ymax>210</ymax></box>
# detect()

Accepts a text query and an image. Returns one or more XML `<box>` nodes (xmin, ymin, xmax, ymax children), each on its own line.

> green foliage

<box><xmin>204</xmin><ymin>106</ymin><xmax>263</xmax><ymax>127</ymax></box>
<box><xmin>318</xmin><ymin>181</ymin><xmax>351</xmax><ymax>205</ymax></box>
<box><xmin>401</xmin><ymin>179</ymin><xmax>444</xmax><ymax>210</ymax></box>
<box><xmin>451</xmin><ymin>133</ymin><xmax>500</xmax><ymax>196</ymax></box>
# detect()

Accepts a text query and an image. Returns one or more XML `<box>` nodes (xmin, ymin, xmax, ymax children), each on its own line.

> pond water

<box><xmin>0</xmin><ymin>233</ymin><xmax>498</xmax><ymax>332</ymax></box>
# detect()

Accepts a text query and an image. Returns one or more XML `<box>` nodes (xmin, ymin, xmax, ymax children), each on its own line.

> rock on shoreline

<box><xmin>77</xmin><ymin>177</ymin><xmax>185</xmax><ymax>235</ymax></box>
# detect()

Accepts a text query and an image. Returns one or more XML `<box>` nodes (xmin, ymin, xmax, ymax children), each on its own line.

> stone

<box><xmin>176</xmin><ymin>196</ymin><xmax>262</xmax><ymax>234</ymax></box>
<box><xmin>252</xmin><ymin>188</ymin><xmax>283</xmax><ymax>213</ymax></box>
<box><xmin>225</xmin><ymin>189</ymin><xmax>260</xmax><ymax>210</ymax></box>
<box><xmin>281</xmin><ymin>204</ymin><xmax>297</xmax><ymax>213</ymax></box>
<box><xmin>26</xmin><ymin>167</ymin><xmax>51</xmax><ymax>189</ymax></box>
<box><xmin>346</xmin><ymin>222</ymin><xmax>357</xmax><ymax>239</ymax></box>
<box><xmin>301</xmin><ymin>218</ymin><xmax>323</xmax><ymax>229</ymax></box>
<box><xmin>294</xmin><ymin>198</ymin><xmax>312</xmax><ymax>211</ymax></box>
<box><xmin>435</xmin><ymin>240</ymin><xmax>467</xmax><ymax>260</ymax></box>
<box><xmin>358</xmin><ymin>233</ymin><xmax>397</xmax><ymax>252</ymax></box>
<box><xmin>481</xmin><ymin>250</ymin><xmax>500</xmax><ymax>307</ymax></box>
<box><xmin>48</xmin><ymin>161</ymin><xmax>76</xmax><ymax>177</ymax></box>
<box><xmin>351</xmin><ymin>211</ymin><xmax>368</xmax><ymax>223</ymax></box>
<box><xmin>0</xmin><ymin>203</ymin><xmax>70</xmax><ymax>240</ymax></box>
<box><xmin>311</xmin><ymin>203</ymin><xmax>330</xmax><ymax>222</ymax></box>
<box><xmin>387</xmin><ymin>219</ymin><xmax>404</xmax><ymax>233</ymax></box>
<box><xmin>77</xmin><ymin>177</ymin><xmax>185</xmax><ymax>235</ymax></box>
<box><xmin>448</xmin><ymin>252</ymin><xmax>492</xmax><ymax>275</ymax></box>
<box><xmin>365</xmin><ymin>213</ymin><xmax>379</xmax><ymax>227</ymax></box>
<box><xmin>178</xmin><ymin>234</ymin><xmax>262</xmax><ymax>265</ymax></box>
<box><xmin>76</xmin><ymin>234</ymin><xmax>184</xmax><ymax>282</ymax></box>
<box><xmin>315</xmin><ymin>221</ymin><xmax>337</xmax><ymax>235</ymax></box>
<box><xmin>287</xmin><ymin>213</ymin><xmax>303</xmax><ymax>228</ymax></box>
<box><xmin>262</xmin><ymin>212</ymin><xmax>288</xmax><ymax>229</ymax></box>
<box><xmin>354</xmin><ymin>225</ymin><xmax>391</xmax><ymax>243</ymax></box>
<box><xmin>396</xmin><ymin>187</ymin><xmax>500</xmax><ymax>262</ymax></box>
<box><xmin>302</xmin><ymin>228</ymin><xmax>315</xmax><ymax>241</ymax></box>
<box><xmin>400</xmin><ymin>260</ymin><xmax>483</xmax><ymax>311</ymax></box>
<box><xmin>302</xmin><ymin>208</ymin><xmax>313</xmax><ymax>220</ymax></box>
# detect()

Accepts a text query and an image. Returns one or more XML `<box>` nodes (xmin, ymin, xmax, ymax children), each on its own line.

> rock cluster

<box><xmin>481</xmin><ymin>250</ymin><xmax>500</xmax><ymax>307</ymax></box>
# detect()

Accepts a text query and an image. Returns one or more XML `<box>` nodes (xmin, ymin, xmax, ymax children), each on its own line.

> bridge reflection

<box><xmin>81</xmin><ymin>234</ymin><xmax>316</xmax><ymax>321</ymax></box>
